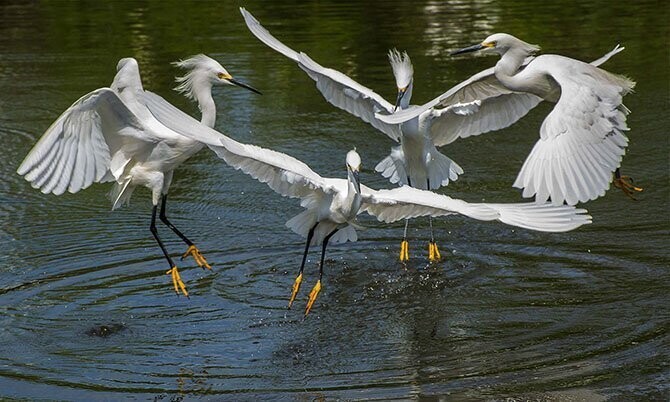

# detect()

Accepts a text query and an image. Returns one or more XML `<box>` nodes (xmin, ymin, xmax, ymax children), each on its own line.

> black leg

<box><xmin>151</xmin><ymin>205</ymin><xmax>176</xmax><ymax>269</ymax></box>
<box><xmin>160</xmin><ymin>195</ymin><xmax>211</xmax><ymax>269</ymax></box>
<box><xmin>305</xmin><ymin>227</ymin><xmax>339</xmax><ymax>316</ymax></box>
<box><xmin>407</xmin><ymin>176</ymin><xmax>412</xmax><ymax>187</ymax></box>
<box><xmin>300</xmin><ymin>223</ymin><xmax>318</xmax><ymax>275</ymax></box>
<box><xmin>159</xmin><ymin>195</ymin><xmax>193</xmax><ymax>246</ymax></box>
<box><xmin>289</xmin><ymin>222</ymin><xmax>318</xmax><ymax>308</ymax></box>
<box><xmin>318</xmin><ymin>228</ymin><xmax>339</xmax><ymax>282</ymax></box>
<box><xmin>151</xmin><ymin>205</ymin><xmax>188</xmax><ymax>296</ymax></box>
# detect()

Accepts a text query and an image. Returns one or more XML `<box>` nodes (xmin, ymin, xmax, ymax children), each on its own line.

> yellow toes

<box><xmin>428</xmin><ymin>241</ymin><xmax>441</xmax><ymax>262</ymax></box>
<box><xmin>613</xmin><ymin>175</ymin><xmax>643</xmax><ymax>200</ymax></box>
<box><xmin>399</xmin><ymin>239</ymin><xmax>409</xmax><ymax>262</ymax></box>
<box><xmin>288</xmin><ymin>273</ymin><xmax>303</xmax><ymax>309</ymax></box>
<box><xmin>304</xmin><ymin>280</ymin><xmax>322</xmax><ymax>316</ymax></box>
<box><xmin>166</xmin><ymin>266</ymin><xmax>189</xmax><ymax>297</ymax></box>
<box><xmin>181</xmin><ymin>245</ymin><xmax>212</xmax><ymax>270</ymax></box>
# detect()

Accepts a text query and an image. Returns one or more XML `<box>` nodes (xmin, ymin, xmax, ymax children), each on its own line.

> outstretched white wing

<box><xmin>377</xmin><ymin>45</ymin><xmax>626</xmax><ymax>147</ymax></box>
<box><xmin>240</xmin><ymin>7</ymin><xmax>401</xmax><ymax>141</ymax></box>
<box><xmin>361</xmin><ymin>186</ymin><xmax>591</xmax><ymax>232</ymax></box>
<box><xmin>514</xmin><ymin>55</ymin><xmax>634</xmax><ymax>205</ymax></box>
<box><xmin>139</xmin><ymin>89</ymin><xmax>333</xmax><ymax>201</ymax></box>
<box><xmin>376</xmin><ymin>62</ymin><xmax>540</xmax><ymax>139</ymax></box>
<box><xmin>17</xmin><ymin>88</ymin><xmax>152</xmax><ymax>195</ymax></box>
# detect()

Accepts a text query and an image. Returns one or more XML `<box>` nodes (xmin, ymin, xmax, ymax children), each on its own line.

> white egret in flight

<box><xmin>380</xmin><ymin>34</ymin><xmax>640</xmax><ymax>205</ymax></box>
<box><xmin>131</xmin><ymin>88</ymin><xmax>592</xmax><ymax>315</ymax></box>
<box><xmin>222</xmin><ymin>148</ymin><xmax>592</xmax><ymax>315</ymax></box>
<box><xmin>239</xmin><ymin>7</ymin><xmax>619</xmax><ymax>263</ymax></box>
<box><xmin>17</xmin><ymin>57</ymin><xmax>260</xmax><ymax>297</ymax></box>
<box><xmin>240</xmin><ymin>7</ymin><xmax>474</xmax><ymax>263</ymax></box>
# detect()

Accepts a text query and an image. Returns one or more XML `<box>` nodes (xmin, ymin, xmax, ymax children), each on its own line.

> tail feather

<box><xmin>427</xmin><ymin>149</ymin><xmax>463</xmax><ymax>189</ymax></box>
<box><xmin>286</xmin><ymin>209</ymin><xmax>318</xmax><ymax>239</ymax></box>
<box><xmin>375</xmin><ymin>146</ymin><xmax>463</xmax><ymax>190</ymax></box>
<box><xmin>375</xmin><ymin>146</ymin><xmax>407</xmax><ymax>185</ymax></box>
<box><xmin>286</xmin><ymin>210</ymin><xmax>357</xmax><ymax>246</ymax></box>
<box><xmin>109</xmin><ymin>177</ymin><xmax>134</xmax><ymax>210</ymax></box>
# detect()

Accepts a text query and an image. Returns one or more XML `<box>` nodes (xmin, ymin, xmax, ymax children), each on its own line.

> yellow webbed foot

<box><xmin>399</xmin><ymin>239</ymin><xmax>409</xmax><ymax>262</ymax></box>
<box><xmin>428</xmin><ymin>241</ymin><xmax>441</xmax><ymax>262</ymax></box>
<box><xmin>166</xmin><ymin>266</ymin><xmax>189</xmax><ymax>297</ymax></box>
<box><xmin>181</xmin><ymin>245</ymin><xmax>211</xmax><ymax>270</ymax></box>
<box><xmin>613</xmin><ymin>175</ymin><xmax>643</xmax><ymax>200</ymax></box>
<box><xmin>288</xmin><ymin>273</ymin><xmax>303</xmax><ymax>309</ymax></box>
<box><xmin>304</xmin><ymin>280</ymin><xmax>322</xmax><ymax>316</ymax></box>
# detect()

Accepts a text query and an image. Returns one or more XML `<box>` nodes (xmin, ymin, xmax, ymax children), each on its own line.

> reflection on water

<box><xmin>0</xmin><ymin>0</ymin><xmax>668</xmax><ymax>399</ymax></box>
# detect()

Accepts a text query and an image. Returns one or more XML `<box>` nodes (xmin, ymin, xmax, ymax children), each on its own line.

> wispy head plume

<box><xmin>388</xmin><ymin>49</ymin><xmax>413</xmax><ymax>89</ymax></box>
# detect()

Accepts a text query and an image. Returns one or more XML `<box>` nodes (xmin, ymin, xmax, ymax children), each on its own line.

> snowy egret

<box><xmin>380</xmin><ymin>34</ymin><xmax>640</xmax><ymax>205</ymax></box>
<box><xmin>223</xmin><ymin>148</ymin><xmax>592</xmax><ymax>315</ymax></box>
<box><xmin>17</xmin><ymin>57</ymin><xmax>260</xmax><ymax>297</ymax></box>
<box><xmin>203</xmin><ymin>145</ymin><xmax>593</xmax><ymax>316</ymax></box>
<box><xmin>240</xmin><ymin>7</ymin><xmax>473</xmax><ymax>262</ymax></box>
<box><xmin>173</xmin><ymin>54</ymin><xmax>261</xmax><ymax>128</ymax></box>
<box><xmin>138</xmin><ymin>86</ymin><xmax>592</xmax><ymax>315</ymax></box>
<box><xmin>240</xmin><ymin>8</ymin><xmax>619</xmax><ymax>263</ymax></box>
<box><xmin>134</xmin><ymin>91</ymin><xmax>593</xmax><ymax>314</ymax></box>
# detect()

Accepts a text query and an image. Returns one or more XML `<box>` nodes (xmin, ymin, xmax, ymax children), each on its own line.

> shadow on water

<box><xmin>0</xmin><ymin>0</ymin><xmax>668</xmax><ymax>399</ymax></box>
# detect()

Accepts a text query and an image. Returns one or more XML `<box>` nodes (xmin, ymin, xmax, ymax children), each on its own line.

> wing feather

<box><xmin>213</xmin><ymin>138</ymin><xmax>336</xmax><ymax>201</ymax></box>
<box><xmin>378</xmin><ymin>44</ymin><xmax>625</xmax><ymax>145</ymax></box>
<box><xmin>140</xmin><ymin>89</ymin><xmax>335</xmax><ymax>201</ymax></box>
<box><xmin>17</xmin><ymin>88</ymin><xmax>146</xmax><ymax>195</ymax></box>
<box><xmin>240</xmin><ymin>8</ymin><xmax>400</xmax><ymax>141</ymax></box>
<box><xmin>514</xmin><ymin>56</ymin><xmax>634</xmax><ymax>204</ymax></box>
<box><xmin>361</xmin><ymin>186</ymin><xmax>591</xmax><ymax>232</ymax></box>
<box><xmin>296</xmin><ymin>52</ymin><xmax>401</xmax><ymax>140</ymax></box>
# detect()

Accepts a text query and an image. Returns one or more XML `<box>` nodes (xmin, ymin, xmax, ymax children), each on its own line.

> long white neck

<box><xmin>190</xmin><ymin>79</ymin><xmax>216</xmax><ymax>128</ymax></box>
<box><xmin>493</xmin><ymin>49</ymin><xmax>552</xmax><ymax>98</ymax></box>
<box><xmin>493</xmin><ymin>49</ymin><xmax>528</xmax><ymax>91</ymax></box>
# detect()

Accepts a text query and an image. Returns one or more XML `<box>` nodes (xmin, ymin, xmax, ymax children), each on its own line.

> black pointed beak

<box><xmin>229</xmin><ymin>78</ymin><xmax>262</xmax><ymax>95</ymax></box>
<box><xmin>393</xmin><ymin>89</ymin><xmax>407</xmax><ymax>112</ymax></box>
<box><xmin>352</xmin><ymin>170</ymin><xmax>361</xmax><ymax>194</ymax></box>
<box><xmin>450</xmin><ymin>43</ymin><xmax>485</xmax><ymax>56</ymax></box>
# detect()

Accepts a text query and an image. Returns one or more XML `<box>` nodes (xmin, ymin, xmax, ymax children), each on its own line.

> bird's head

<box><xmin>346</xmin><ymin>149</ymin><xmax>362</xmax><ymax>194</ymax></box>
<box><xmin>388</xmin><ymin>49</ymin><xmax>414</xmax><ymax>112</ymax></box>
<box><xmin>173</xmin><ymin>54</ymin><xmax>261</xmax><ymax>100</ymax></box>
<box><xmin>112</xmin><ymin>57</ymin><xmax>143</xmax><ymax>92</ymax></box>
<box><xmin>450</xmin><ymin>33</ymin><xmax>540</xmax><ymax>57</ymax></box>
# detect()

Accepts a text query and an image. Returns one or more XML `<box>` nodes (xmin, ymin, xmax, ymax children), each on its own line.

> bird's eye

<box><xmin>217</xmin><ymin>72</ymin><xmax>230</xmax><ymax>80</ymax></box>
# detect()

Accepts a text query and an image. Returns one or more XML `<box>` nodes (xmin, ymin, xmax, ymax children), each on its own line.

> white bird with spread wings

<box><xmin>239</xmin><ymin>7</ymin><xmax>622</xmax><ymax>263</ymax></box>
<box><xmin>140</xmin><ymin>90</ymin><xmax>592</xmax><ymax>315</ymax></box>
<box><xmin>380</xmin><ymin>33</ymin><xmax>640</xmax><ymax>206</ymax></box>
<box><xmin>17</xmin><ymin>57</ymin><xmax>261</xmax><ymax>297</ymax></box>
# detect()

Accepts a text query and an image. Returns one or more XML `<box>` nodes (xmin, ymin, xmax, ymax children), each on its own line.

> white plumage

<box><xmin>240</xmin><ymin>7</ymin><xmax>463</xmax><ymax>190</ymax></box>
<box><xmin>17</xmin><ymin>56</ymin><xmax>260</xmax><ymax>296</ymax></box>
<box><xmin>141</xmin><ymin>88</ymin><xmax>592</xmax><ymax>313</ymax></box>
<box><xmin>380</xmin><ymin>34</ymin><xmax>633</xmax><ymax>205</ymax></box>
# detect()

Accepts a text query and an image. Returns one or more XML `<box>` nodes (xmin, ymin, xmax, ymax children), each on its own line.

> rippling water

<box><xmin>0</xmin><ymin>0</ymin><xmax>668</xmax><ymax>399</ymax></box>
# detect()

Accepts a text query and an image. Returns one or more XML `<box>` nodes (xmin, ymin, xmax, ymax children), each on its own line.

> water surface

<box><xmin>0</xmin><ymin>0</ymin><xmax>668</xmax><ymax>399</ymax></box>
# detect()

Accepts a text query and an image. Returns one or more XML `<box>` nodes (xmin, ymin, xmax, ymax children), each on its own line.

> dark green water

<box><xmin>0</xmin><ymin>0</ymin><xmax>668</xmax><ymax>399</ymax></box>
